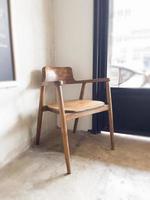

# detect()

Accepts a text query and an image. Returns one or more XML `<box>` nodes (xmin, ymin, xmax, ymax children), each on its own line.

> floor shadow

<box><xmin>32</xmin><ymin>174</ymin><xmax>67</xmax><ymax>190</ymax></box>
<box><xmin>33</xmin><ymin>130</ymin><xmax>150</xmax><ymax>172</ymax></box>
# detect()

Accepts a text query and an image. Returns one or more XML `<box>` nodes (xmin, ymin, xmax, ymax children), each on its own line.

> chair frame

<box><xmin>36</xmin><ymin>66</ymin><xmax>114</xmax><ymax>174</ymax></box>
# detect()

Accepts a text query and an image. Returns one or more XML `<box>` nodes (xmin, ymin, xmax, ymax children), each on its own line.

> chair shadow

<box><xmin>27</xmin><ymin>69</ymin><xmax>41</xmax><ymax>89</ymax></box>
<box><xmin>31</xmin><ymin>173</ymin><xmax>68</xmax><ymax>190</ymax></box>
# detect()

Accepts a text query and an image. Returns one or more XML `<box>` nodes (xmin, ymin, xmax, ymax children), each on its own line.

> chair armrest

<box><xmin>65</xmin><ymin>78</ymin><xmax>110</xmax><ymax>85</ymax></box>
<box><xmin>41</xmin><ymin>78</ymin><xmax>109</xmax><ymax>86</ymax></box>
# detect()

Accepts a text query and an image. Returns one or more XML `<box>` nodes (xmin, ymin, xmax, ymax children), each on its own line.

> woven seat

<box><xmin>46</xmin><ymin>99</ymin><xmax>105</xmax><ymax>113</ymax></box>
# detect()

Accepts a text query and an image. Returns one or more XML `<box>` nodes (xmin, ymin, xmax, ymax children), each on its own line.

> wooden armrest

<box><xmin>41</xmin><ymin>78</ymin><xmax>109</xmax><ymax>86</ymax></box>
<box><xmin>65</xmin><ymin>78</ymin><xmax>110</xmax><ymax>85</ymax></box>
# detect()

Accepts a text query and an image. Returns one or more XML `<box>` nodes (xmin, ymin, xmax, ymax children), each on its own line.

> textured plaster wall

<box><xmin>53</xmin><ymin>0</ymin><xmax>93</xmax><ymax>130</ymax></box>
<box><xmin>0</xmin><ymin>0</ymin><xmax>56</xmax><ymax>167</ymax></box>
<box><xmin>0</xmin><ymin>0</ymin><xmax>94</xmax><ymax>167</ymax></box>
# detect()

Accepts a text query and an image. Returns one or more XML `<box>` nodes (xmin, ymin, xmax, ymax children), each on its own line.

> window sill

<box><xmin>0</xmin><ymin>81</ymin><xmax>18</xmax><ymax>89</ymax></box>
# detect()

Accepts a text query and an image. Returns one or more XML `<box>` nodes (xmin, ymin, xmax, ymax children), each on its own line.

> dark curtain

<box><xmin>92</xmin><ymin>0</ymin><xmax>109</xmax><ymax>133</ymax></box>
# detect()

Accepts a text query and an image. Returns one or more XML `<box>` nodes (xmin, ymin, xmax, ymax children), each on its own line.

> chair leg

<box><xmin>108</xmin><ymin>109</ymin><xmax>115</xmax><ymax>150</ymax></box>
<box><xmin>36</xmin><ymin>109</ymin><xmax>43</xmax><ymax>145</ymax></box>
<box><xmin>60</xmin><ymin>115</ymin><xmax>71</xmax><ymax>174</ymax></box>
<box><xmin>56</xmin><ymin>84</ymin><xmax>71</xmax><ymax>174</ymax></box>
<box><xmin>73</xmin><ymin>118</ymin><xmax>79</xmax><ymax>133</ymax></box>
<box><xmin>73</xmin><ymin>82</ymin><xmax>85</xmax><ymax>134</ymax></box>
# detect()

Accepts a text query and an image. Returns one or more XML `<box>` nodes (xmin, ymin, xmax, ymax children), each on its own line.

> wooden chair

<box><xmin>36</xmin><ymin>66</ymin><xmax>114</xmax><ymax>174</ymax></box>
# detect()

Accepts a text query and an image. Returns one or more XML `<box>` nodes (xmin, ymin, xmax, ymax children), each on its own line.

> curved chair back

<box><xmin>42</xmin><ymin>66</ymin><xmax>75</xmax><ymax>83</ymax></box>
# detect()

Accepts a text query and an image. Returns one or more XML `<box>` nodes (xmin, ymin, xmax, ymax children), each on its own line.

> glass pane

<box><xmin>108</xmin><ymin>0</ymin><xmax>150</xmax><ymax>88</ymax></box>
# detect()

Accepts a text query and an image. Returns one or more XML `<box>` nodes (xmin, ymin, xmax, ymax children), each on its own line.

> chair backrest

<box><xmin>42</xmin><ymin>66</ymin><xmax>75</xmax><ymax>83</ymax></box>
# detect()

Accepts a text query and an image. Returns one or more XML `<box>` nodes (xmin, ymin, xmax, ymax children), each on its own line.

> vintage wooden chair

<box><xmin>36</xmin><ymin>66</ymin><xmax>114</xmax><ymax>174</ymax></box>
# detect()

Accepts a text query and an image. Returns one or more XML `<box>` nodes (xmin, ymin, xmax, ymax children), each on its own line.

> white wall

<box><xmin>53</xmin><ymin>0</ymin><xmax>93</xmax><ymax>130</ymax></box>
<box><xmin>0</xmin><ymin>0</ymin><xmax>56</xmax><ymax>168</ymax></box>
<box><xmin>0</xmin><ymin>0</ymin><xmax>93</xmax><ymax>167</ymax></box>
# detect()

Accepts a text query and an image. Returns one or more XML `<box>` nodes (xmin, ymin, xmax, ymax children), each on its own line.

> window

<box><xmin>0</xmin><ymin>0</ymin><xmax>15</xmax><ymax>83</ymax></box>
<box><xmin>108</xmin><ymin>0</ymin><xmax>150</xmax><ymax>88</ymax></box>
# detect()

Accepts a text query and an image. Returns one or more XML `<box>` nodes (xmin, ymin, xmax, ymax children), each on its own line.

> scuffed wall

<box><xmin>0</xmin><ymin>0</ymin><xmax>56</xmax><ymax>167</ymax></box>
<box><xmin>0</xmin><ymin>0</ymin><xmax>94</xmax><ymax>167</ymax></box>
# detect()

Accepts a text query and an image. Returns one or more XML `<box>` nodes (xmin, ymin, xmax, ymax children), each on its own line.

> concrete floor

<box><xmin>0</xmin><ymin>131</ymin><xmax>150</xmax><ymax>200</ymax></box>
